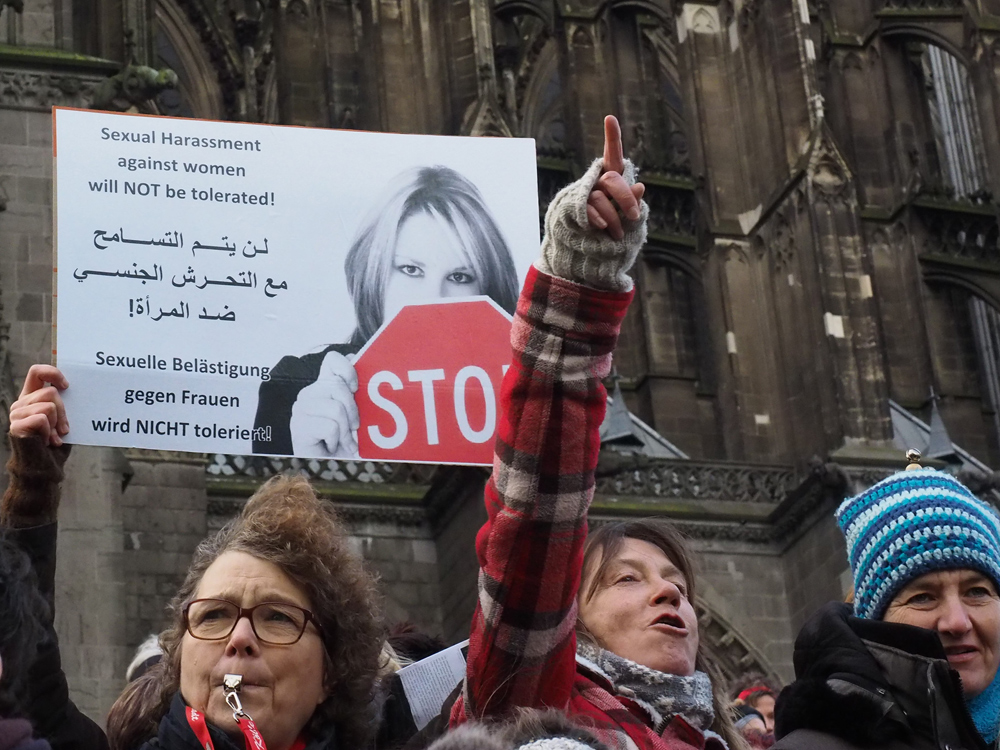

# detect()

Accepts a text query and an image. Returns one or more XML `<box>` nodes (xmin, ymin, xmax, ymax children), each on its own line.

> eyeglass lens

<box><xmin>187</xmin><ymin>600</ymin><xmax>308</xmax><ymax>644</ymax></box>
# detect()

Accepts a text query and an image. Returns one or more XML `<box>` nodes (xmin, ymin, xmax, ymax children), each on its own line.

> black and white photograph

<box><xmin>251</xmin><ymin>164</ymin><xmax>520</xmax><ymax>458</ymax></box>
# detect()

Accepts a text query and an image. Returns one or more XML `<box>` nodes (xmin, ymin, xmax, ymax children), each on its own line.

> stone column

<box><xmin>274</xmin><ymin>0</ymin><xmax>329</xmax><ymax>126</ymax></box>
<box><xmin>555</xmin><ymin>6</ymin><xmax>613</xmax><ymax>165</ymax></box>
<box><xmin>803</xmin><ymin>138</ymin><xmax>893</xmax><ymax>447</ymax></box>
<box><xmin>54</xmin><ymin>446</ymin><xmax>131</xmax><ymax>722</ymax></box>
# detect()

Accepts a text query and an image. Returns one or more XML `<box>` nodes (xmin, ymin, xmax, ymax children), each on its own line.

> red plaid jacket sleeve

<box><xmin>453</xmin><ymin>264</ymin><xmax>632</xmax><ymax>722</ymax></box>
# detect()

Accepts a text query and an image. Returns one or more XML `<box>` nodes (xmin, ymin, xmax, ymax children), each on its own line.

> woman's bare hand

<box><xmin>289</xmin><ymin>352</ymin><xmax>360</xmax><ymax>457</ymax></box>
<box><xmin>10</xmin><ymin>365</ymin><xmax>69</xmax><ymax>447</ymax></box>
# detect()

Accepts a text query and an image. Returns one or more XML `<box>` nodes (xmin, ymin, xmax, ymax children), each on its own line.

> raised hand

<box><xmin>289</xmin><ymin>351</ymin><xmax>360</xmax><ymax>458</ymax></box>
<box><xmin>586</xmin><ymin>115</ymin><xmax>646</xmax><ymax>240</ymax></box>
<box><xmin>10</xmin><ymin>365</ymin><xmax>69</xmax><ymax>446</ymax></box>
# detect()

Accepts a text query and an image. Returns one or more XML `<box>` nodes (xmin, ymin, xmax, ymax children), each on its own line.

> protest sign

<box><xmin>396</xmin><ymin>640</ymin><xmax>469</xmax><ymax>731</ymax></box>
<box><xmin>54</xmin><ymin>108</ymin><xmax>539</xmax><ymax>464</ymax></box>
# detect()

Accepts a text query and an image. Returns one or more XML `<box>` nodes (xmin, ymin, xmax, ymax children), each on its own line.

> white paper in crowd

<box><xmin>396</xmin><ymin>640</ymin><xmax>469</xmax><ymax>731</ymax></box>
<box><xmin>53</xmin><ymin>108</ymin><xmax>538</xmax><ymax>464</ymax></box>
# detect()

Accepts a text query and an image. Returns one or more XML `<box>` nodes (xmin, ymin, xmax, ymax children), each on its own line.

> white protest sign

<box><xmin>54</xmin><ymin>108</ymin><xmax>538</xmax><ymax>462</ymax></box>
<box><xmin>397</xmin><ymin>640</ymin><xmax>468</xmax><ymax>730</ymax></box>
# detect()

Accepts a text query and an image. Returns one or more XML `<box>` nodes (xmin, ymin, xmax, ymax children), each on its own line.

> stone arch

<box><xmin>901</xmin><ymin>38</ymin><xmax>991</xmax><ymax>199</ymax></box>
<box><xmin>690</xmin><ymin>7</ymin><xmax>719</xmax><ymax>34</ymax></box>
<box><xmin>922</xmin><ymin>268</ymin><xmax>1000</xmax><ymax>314</ymax></box>
<box><xmin>155</xmin><ymin>0</ymin><xmax>233</xmax><ymax>119</ymax></box>
<box><xmin>608</xmin><ymin>0</ymin><xmax>674</xmax><ymax>26</ymax></box>
<box><xmin>603</xmin><ymin>5</ymin><xmax>686</xmax><ymax>172</ymax></box>
<box><xmin>695</xmin><ymin>599</ymin><xmax>779</xmax><ymax>684</ymax></box>
<box><xmin>519</xmin><ymin>36</ymin><xmax>566</xmax><ymax>153</ymax></box>
<box><xmin>641</xmin><ymin>24</ymin><xmax>683</xmax><ymax>123</ymax></box>
<box><xmin>881</xmin><ymin>25</ymin><xmax>969</xmax><ymax>67</ymax></box>
<box><xmin>919</xmin><ymin>275</ymin><xmax>1000</xmax><ymax>459</ymax></box>
<box><xmin>571</xmin><ymin>23</ymin><xmax>596</xmax><ymax>48</ymax></box>
<box><xmin>494</xmin><ymin>0</ymin><xmax>554</xmax><ymax>31</ymax></box>
<box><xmin>286</xmin><ymin>0</ymin><xmax>309</xmax><ymax>25</ymax></box>
<box><xmin>869</xmin><ymin>226</ymin><xmax>891</xmax><ymax>256</ymax></box>
<box><xmin>639</xmin><ymin>248</ymin><xmax>715</xmax><ymax>388</ymax></box>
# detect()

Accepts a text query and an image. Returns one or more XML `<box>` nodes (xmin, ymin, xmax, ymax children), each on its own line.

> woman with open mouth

<box><xmin>773</xmin><ymin>461</ymin><xmax>1000</xmax><ymax>750</ymax></box>
<box><xmin>448</xmin><ymin>115</ymin><xmax>744</xmax><ymax>750</ymax></box>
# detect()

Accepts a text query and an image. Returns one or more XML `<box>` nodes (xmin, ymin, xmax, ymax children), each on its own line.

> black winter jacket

<box><xmin>136</xmin><ymin>694</ymin><xmax>338</xmax><ymax>750</ymax></box>
<box><xmin>773</xmin><ymin>602</ymin><xmax>990</xmax><ymax>750</ymax></box>
<box><xmin>7</xmin><ymin>523</ymin><xmax>108</xmax><ymax>750</ymax></box>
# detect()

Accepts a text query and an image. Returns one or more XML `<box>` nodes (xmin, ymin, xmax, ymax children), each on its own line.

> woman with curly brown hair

<box><xmin>2</xmin><ymin>365</ymin><xmax>384</xmax><ymax>750</ymax></box>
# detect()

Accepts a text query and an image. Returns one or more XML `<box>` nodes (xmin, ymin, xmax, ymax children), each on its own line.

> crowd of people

<box><xmin>1</xmin><ymin>115</ymin><xmax>1000</xmax><ymax>750</ymax></box>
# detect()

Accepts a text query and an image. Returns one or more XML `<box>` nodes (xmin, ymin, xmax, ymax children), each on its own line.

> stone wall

<box><xmin>694</xmin><ymin>543</ymin><xmax>795</xmax><ymax>683</ymax></box>
<box><xmin>120</xmin><ymin>452</ymin><xmax>208</xmax><ymax>651</ymax></box>
<box><xmin>435</xmin><ymin>478</ymin><xmax>488</xmax><ymax>644</ymax></box>
<box><xmin>781</xmin><ymin>502</ymin><xmax>851</xmax><ymax>636</ymax></box>
<box><xmin>52</xmin><ymin>446</ymin><xmax>130</xmax><ymax>723</ymax></box>
<box><xmin>348</xmin><ymin>517</ymin><xmax>444</xmax><ymax>637</ymax></box>
<box><xmin>0</xmin><ymin>108</ymin><xmax>55</xmax><ymax>379</ymax></box>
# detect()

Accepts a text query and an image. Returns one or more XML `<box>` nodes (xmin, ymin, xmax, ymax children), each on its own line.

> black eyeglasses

<box><xmin>183</xmin><ymin>599</ymin><xmax>319</xmax><ymax>645</ymax></box>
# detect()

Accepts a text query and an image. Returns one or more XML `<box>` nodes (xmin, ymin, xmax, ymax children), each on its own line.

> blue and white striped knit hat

<box><xmin>837</xmin><ymin>468</ymin><xmax>1000</xmax><ymax>620</ymax></box>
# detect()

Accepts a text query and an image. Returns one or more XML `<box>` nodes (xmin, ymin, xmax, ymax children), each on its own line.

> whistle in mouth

<box><xmin>223</xmin><ymin>674</ymin><xmax>247</xmax><ymax>719</ymax></box>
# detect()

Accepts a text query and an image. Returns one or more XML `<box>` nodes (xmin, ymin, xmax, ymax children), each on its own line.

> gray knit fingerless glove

<box><xmin>537</xmin><ymin>157</ymin><xmax>648</xmax><ymax>292</ymax></box>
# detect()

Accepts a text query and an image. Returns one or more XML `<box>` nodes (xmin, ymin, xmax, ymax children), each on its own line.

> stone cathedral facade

<box><xmin>1</xmin><ymin>0</ymin><xmax>999</xmax><ymax>723</ymax></box>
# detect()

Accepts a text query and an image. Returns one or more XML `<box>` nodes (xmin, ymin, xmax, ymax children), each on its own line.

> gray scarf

<box><xmin>576</xmin><ymin>640</ymin><xmax>715</xmax><ymax>734</ymax></box>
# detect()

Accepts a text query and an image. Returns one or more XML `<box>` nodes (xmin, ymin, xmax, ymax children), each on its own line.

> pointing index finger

<box><xmin>603</xmin><ymin>115</ymin><xmax>625</xmax><ymax>175</ymax></box>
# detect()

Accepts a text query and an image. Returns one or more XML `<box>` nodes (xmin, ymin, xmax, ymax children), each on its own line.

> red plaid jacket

<box><xmin>451</xmin><ymin>266</ymin><xmax>723</xmax><ymax>750</ymax></box>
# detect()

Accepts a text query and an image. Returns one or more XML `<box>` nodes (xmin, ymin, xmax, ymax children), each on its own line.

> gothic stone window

<box><xmin>918</xmin><ymin>43</ymin><xmax>989</xmax><ymax>200</ymax></box>
<box><xmin>911</xmin><ymin>42</ymin><xmax>1000</xmax><ymax>457</ymax></box>
<box><xmin>969</xmin><ymin>297</ymin><xmax>1000</xmax><ymax>453</ymax></box>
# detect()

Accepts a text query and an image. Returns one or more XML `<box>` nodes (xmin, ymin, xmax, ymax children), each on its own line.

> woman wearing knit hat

<box><xmin>773</xmin><ymin>463</ymin><xmax>1000</xmax><ymax>750</ymax></box>
<box><xmin>448</xmin><ymin>116</ymin><xmax>744</xmax><ymax>750</ymax></box>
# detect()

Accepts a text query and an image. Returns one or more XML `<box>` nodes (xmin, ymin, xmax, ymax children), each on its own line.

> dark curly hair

<box><xmin>0</xmin><ymin>531</ymin><xmax>49</xmax><ymax>716</ymax></box>
<box><xmin>112</xmin><ymin>475</ymin><xmax>384</xmax><ymax>748</ymax></box>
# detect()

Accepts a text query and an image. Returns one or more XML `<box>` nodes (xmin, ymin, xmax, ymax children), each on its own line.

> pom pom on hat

<box><xmin>836</xmin><ymin>459</ymin><xmax>1000</xmax><ymax>620</ymax></box>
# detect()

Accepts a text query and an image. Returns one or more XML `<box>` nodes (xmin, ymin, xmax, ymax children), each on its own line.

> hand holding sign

<box><xmin>586</xmin><ymin>115</ymin><xmax>646</xmax><ymax>240</ymax></box>
<box><xmin>10</xmin><ymin>365</ymin><xmax>70</xmax><ymax>447</ymax></box>
<box><xmin>289</xmin><ymin>351</ymin><xmax>360</xmax><ymax>457</ymax></box>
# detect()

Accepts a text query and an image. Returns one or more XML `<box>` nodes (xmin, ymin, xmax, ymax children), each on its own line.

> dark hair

<box><xmin>0</xmin><ymin>531</ymin><xmax>49</xmax><ymax>716</ymax></box>
<box><xmin>387</xmin><ymin>621</ymin><xmax>447</xmax><ymax>663</ymax></box>
<box><xmin>107</xmin><ymin>665</ymin><xmax>163</xmax><ymax>750</ymax></box>
<box><xmin>344</xmin><ymin>166</ymin><xmax>518</xmax><ymax>348</ymax></box>
<box><xmin>578</xmin><ymin>519</ymin><xmax>748</xmax><ymax>750</ymax></box>
<box><xmin>116</xmin><ymin>476</ymin><xmax>384</xmax><ymax>748</ymax></box>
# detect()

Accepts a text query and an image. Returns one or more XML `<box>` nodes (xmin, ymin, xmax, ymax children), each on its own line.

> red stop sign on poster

<box><xmin>353</xmin><ymin>299</ymin><xmax>513</xmax><ymax>466</ymax></box>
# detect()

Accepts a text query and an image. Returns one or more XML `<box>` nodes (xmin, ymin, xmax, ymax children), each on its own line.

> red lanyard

<box><xmin>185</xmin><ymin>706</ymin><xmax>307</xmax><ymax>750</ymax></box>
